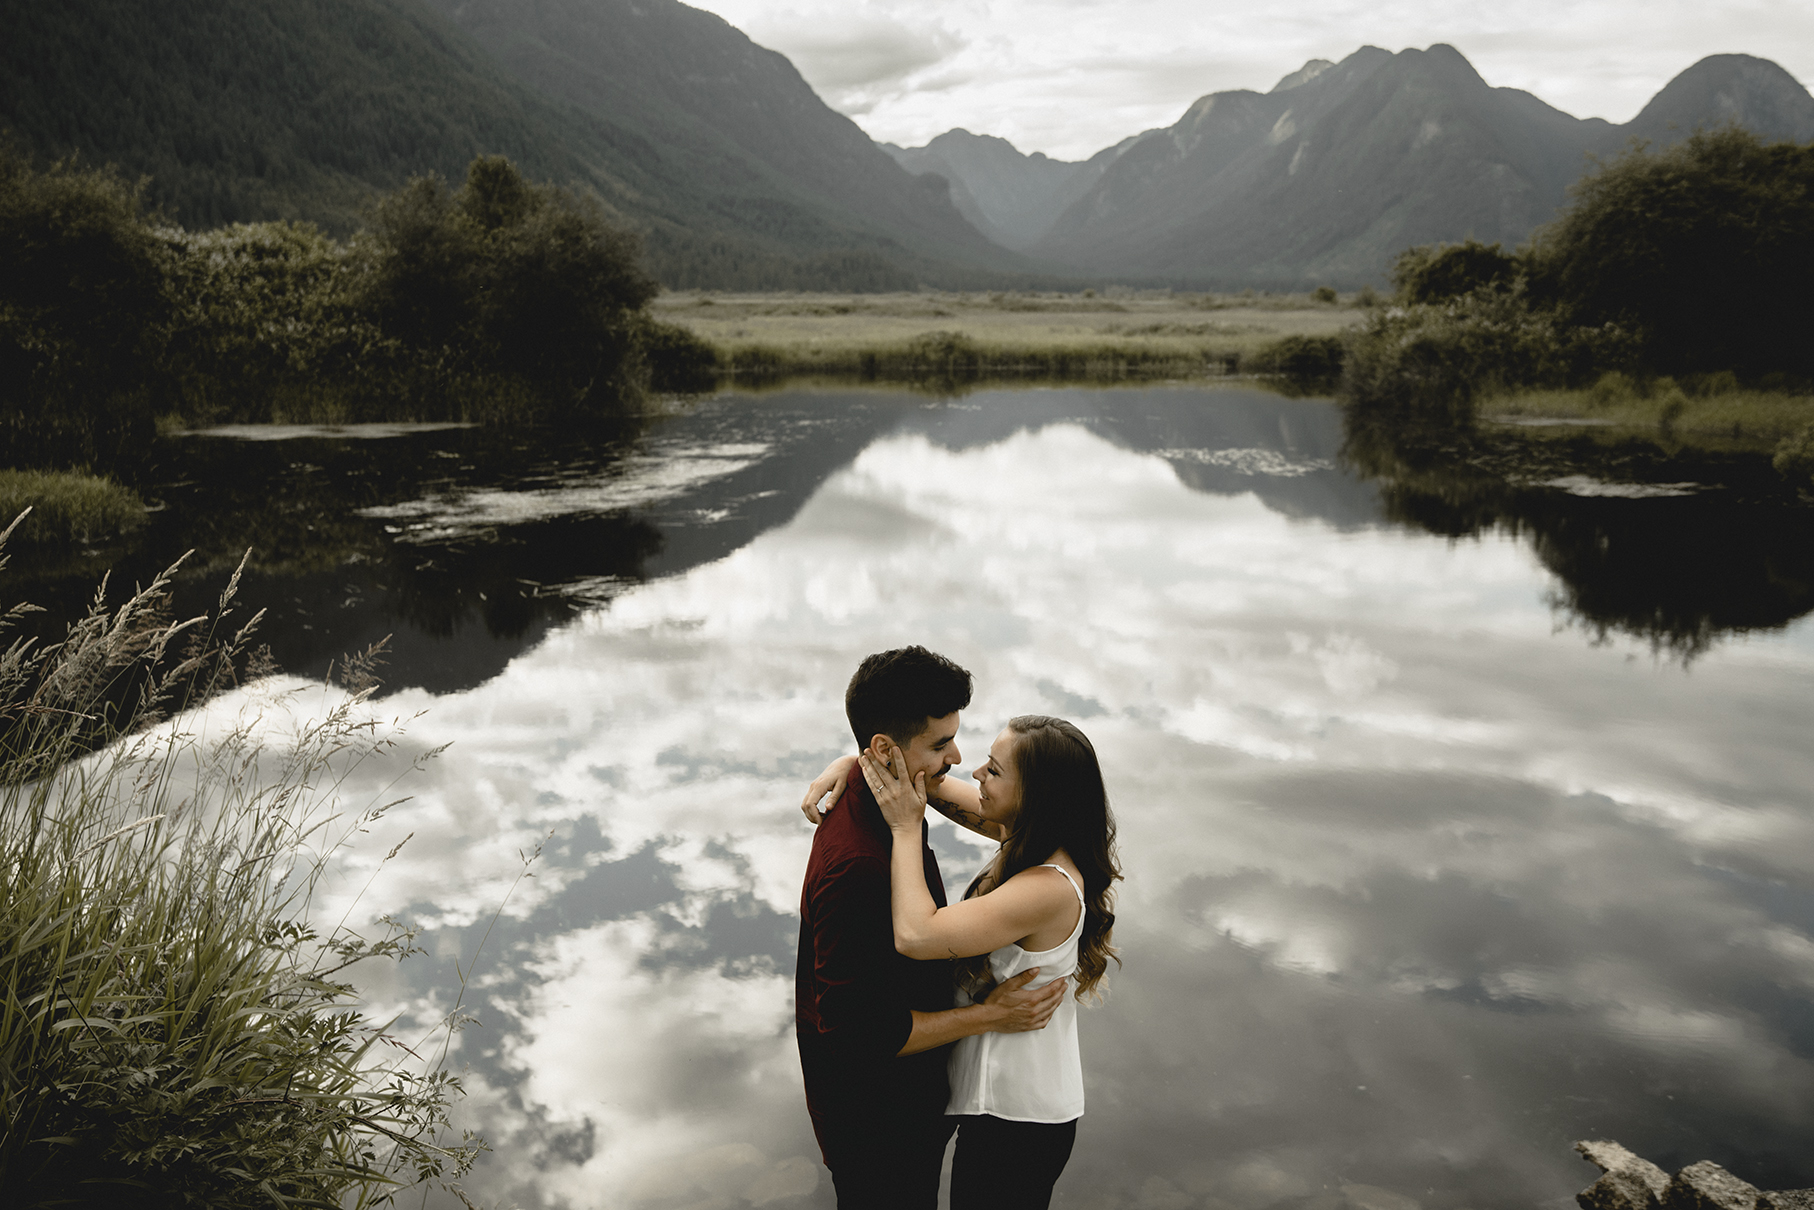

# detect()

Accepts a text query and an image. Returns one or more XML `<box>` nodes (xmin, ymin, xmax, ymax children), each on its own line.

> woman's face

<box><xmin>973</xmin><ymin>729</ymin><xmax>1024</xmax><ymax>831</ymax></box>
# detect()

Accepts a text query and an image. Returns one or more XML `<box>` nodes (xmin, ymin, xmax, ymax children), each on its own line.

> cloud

<box><xmin>739</xmin><ymin>4</ymin><xmax>966</xmax><ymax>110</ymax></box>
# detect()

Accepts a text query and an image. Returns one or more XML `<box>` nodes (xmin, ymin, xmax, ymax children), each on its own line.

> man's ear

<box><xmin>868</xmin><ymin>734</ymin><xmax>896</xmax><ymax>762</ymax></box>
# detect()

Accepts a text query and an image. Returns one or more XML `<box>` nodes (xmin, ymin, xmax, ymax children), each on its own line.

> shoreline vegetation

<box><xmin>1337</xmin><ymin>128</ymin><xmax>1814</xmax><ymax>493</ymax></box>
<box><xmin>0</xmin><ymin>537</ymin><xmax>493</xmax><ymax>1206</ymax></box>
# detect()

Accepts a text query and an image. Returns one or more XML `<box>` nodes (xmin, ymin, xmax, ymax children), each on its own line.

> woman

<box><xmin>810</xmin><ymin>715</ymin><xmax>1120</xmax><ymax>1210</ymax></box>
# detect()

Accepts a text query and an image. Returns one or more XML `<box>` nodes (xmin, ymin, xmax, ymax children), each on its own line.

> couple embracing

<box><xmin>795</xmin><ymin>646</ymin><xmax>1122</xmax><ymax>1209</ymax></box>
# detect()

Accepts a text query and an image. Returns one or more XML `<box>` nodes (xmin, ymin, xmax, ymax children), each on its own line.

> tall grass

<box><xmin>0</xmin><ymin>517</ymin><xmax>480</xmax><ymax>1207</ymax></box>
<box><xmin>0</xmin><ymin>472</ymin><xmax>148</xmax><ymax>553</ymax></box>
<box><xmin>1485</xmin><ymin>371</ymin><xmax>1814</xmax><ymax>454</ymax></box>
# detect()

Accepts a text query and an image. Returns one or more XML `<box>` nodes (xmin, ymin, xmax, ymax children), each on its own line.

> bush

<box><xmin>1527</xmin><ymin>127</ymin><xmax>1814</xmax><ymax>376</ymax></box>
<box><xmin>902</xmin><ymin>330</ymin><xmax>983</xmax><ymax>374</ymax></box>
<box><xmin>0</xmin><ymin>142</ymin><xmax>166</xmax><ymax>472</ymax></box>
<box><xmin>1247</xmin><ymin>335</ymin><xmax>1345</xmax><ymax>382</ymax></box>
<box><xmin>1344</xmin><ymin>288</ymin><xmax>1639</xmax><ymax>417</ymax></box>
<box><xmin>1391</xmin><ymin>239</ymin><xmax>1520</xmax><ymax>304</ymax></box>
<box><xmin>157</xmin><ymin>219</ymin><xmax>365</xmax><ymax>422</ymax></box>
<box><xmin>0</xmin><ymin>472</ymin><xmax>146</xmax><ymax>551</ymax></box>
<box><xmin>635</xmin><ymin>315</ymin><xmax>719</xmax><ymax>393</ymax></box>
<box><xmin>358</xmin><ymin>155</ymin><xmax>657</xmax><ymax>414</ymax></box>
<box><xmin>1312</xmin><ymin>286</ymin><xmax>1338</xmax><ymax>304</ymax></box>
<box><xmin>0</xmin><ymin>547</ymin><xmax>481</xmax><ymax>1206</ymax></box>
<box><xmin>1776</xmin><ymin>422</ymin><xmax>1814</xmax><ymax>487</ymax></box>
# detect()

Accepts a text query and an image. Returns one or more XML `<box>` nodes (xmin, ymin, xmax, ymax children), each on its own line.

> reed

<box><xmin>0</xmin><ymin>518</ymin><xmax>480</xmax><ymax>1208</ymax></box>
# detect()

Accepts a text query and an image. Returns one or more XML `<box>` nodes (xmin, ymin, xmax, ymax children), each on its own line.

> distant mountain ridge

<box><xmin>900</xmin><ymin>46</ymin><xmax>1814</xmax><ymax>287</ymax></box>
<box><xmin>880</xmin><ymin>130</ymin><xmax>1132</xmax><ymax>248</ymax></box>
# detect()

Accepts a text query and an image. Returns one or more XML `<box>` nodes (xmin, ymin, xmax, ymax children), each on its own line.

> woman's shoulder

<box><xmin>1010</xmin><ymin>853</ymin><xmax>1083</xmax><ymax>894</ymax></box>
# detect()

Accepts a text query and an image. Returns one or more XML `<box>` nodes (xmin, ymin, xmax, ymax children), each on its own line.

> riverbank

<box><xmin>1484</xmin><ymin>374</ymin><xmax>1814</xmax><ymax>455</ymax></box>
<box><xmin>648</xmin><ymin>289</ymin><xmax>1361</xmax><ymax>379</ymax></box>
<box><xmin>1475</xmin><ymin>375</ymin><xmax>1814</xmax><ymax>489</ymax></box>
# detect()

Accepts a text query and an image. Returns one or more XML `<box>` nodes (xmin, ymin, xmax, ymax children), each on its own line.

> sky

<box><xmin>683</xmin><ymin>0</ymin><xmax>1814</xmax><ymax>161</ymax></box>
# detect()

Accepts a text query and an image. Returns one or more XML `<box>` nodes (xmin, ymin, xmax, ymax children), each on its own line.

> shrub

<box><xmin>0</xmin><ymin>542</ymin><xmax>481</xmax><ymax>1206</ymax></box>
<box><xmin>1344</xmin><ymin>288</ymin><xmax>1639</xmax><ymax>417</ymax></box>
<box><xmin>903</xmin><ymin>330</ymin><xmax>983</xmax><ymax>374</ymax></box>
<box><xmin>1776</xmin><ymin>422</ymin><xmax>1814</xmax><ymax>487</ymax></box>
<box><xmin>1392</xmin><ymin>240</ymin><xmax>1520</xmax><ymax>304</ymax></box>
<box><xmin>157</xmin><ymin>220</ymin><xmax>366</xmax><ymax>422</ymax></box>
<box><xmin>635</xmin><ymin>315</ymin><xmax>719</xmax><ymax>393</ymax></box>
<box><xmin>358</xmin><ymin>155</ymin><xmax>658</xmax><ymax>415</ymax></box>
<box><xmin>1527</xmin><ymin>127</ymin><xmax>1814</xmax><ymax>376</ymax></box>
<box><xmin>1247</xmin><ymin>335</ymin><xmax>1345</xmax><ymax>382</ymax></box>
<box><xmin>1312</xmin><ymin>286</ymin><xmax>1338</xmax><ymax>304</ymax></box>
<box><xmin>0</xmin><ymin>472</ymin><xmax>147</xmax><ymax>551</ymax></box>
<box><xmin>0</xmin><ymin>142</ymin><xmax>166</xmax><ymax>472</ymax></box>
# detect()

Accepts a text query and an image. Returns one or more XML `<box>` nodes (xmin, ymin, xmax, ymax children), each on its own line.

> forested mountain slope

<box><xmin>419</xmin><ymin>0</ymin><xmax>1023</xmax><ymax>283</ymax></box>
<box><xmin>0</xmin><ymin>0</ymin><xmax>612</xmax><ymax>230</ymax></box>
<box><xmin>0</xmin><ymin>0</ymin><xmax>1028</xmax><ymax>288</ymax></box>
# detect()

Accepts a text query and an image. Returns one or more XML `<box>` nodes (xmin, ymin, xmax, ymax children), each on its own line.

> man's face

<box><xmin>876</xmin><ymin>711</ymin><xmax>961</xmax><ymax>796</ymax></box>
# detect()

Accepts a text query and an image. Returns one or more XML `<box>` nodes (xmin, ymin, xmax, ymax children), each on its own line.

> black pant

<box><xmin>826</xmin><ymin>1113</ymin><xmax>957</xmax><ymax>1210</ymax></box>
<box><xmin>950</xmin><ymin>1114</ymin><xmax>1078</xmax><ymax>1210</ymax></box>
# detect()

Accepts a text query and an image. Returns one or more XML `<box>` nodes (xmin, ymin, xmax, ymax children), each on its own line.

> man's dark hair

<box><xmin>845</xmin><ymin>646</ymin><xmax>973</xmax><ymax>749</ymax></box>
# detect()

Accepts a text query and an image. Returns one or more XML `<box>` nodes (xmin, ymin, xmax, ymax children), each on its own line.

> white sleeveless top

<box><xmin>946</xmin><ymin>863</ymin><xmax>1086</xmax><ymax>1123</ymax></box>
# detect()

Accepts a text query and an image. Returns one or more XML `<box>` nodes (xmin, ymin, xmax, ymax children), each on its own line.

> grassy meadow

<box><xmin>649</xmin><ymin>289</ymin><xmax>1362</xmax><ymax>379</ymax></box>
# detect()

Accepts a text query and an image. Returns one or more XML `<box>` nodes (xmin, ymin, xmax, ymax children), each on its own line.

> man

<box><xmin>795</xmin><ymin>646</ymin><xmax>1066</xmax><ymax>1208</ymax></box>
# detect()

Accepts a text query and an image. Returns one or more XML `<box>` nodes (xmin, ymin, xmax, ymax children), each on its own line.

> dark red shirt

<box><xmin>795</xmin><ymin>771</ymin><xmax>953</xmax><ymax>1158</ymax></box>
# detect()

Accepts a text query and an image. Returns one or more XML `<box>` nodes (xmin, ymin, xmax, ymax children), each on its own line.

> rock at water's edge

<box><xmin>1666</xmin><ymin>1161</ymin><xmax>1759</xmax><ymax>1210</ymax></box>
<box><xmin>1576</xmin><ymin>1140</ymin><xmax>1672</xmax><ymax>1210</ymax></box>
<box><xmin>1759</xmin><ymin>1193</ymin><xmax>1814</xmax><ymax>1210</ymax></box>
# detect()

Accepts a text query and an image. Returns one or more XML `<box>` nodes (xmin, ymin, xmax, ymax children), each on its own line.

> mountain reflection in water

<box><xmin>32</xmin><ymin>385</ymin><xmax>1814</xmax><ymax>1209</ymax></box>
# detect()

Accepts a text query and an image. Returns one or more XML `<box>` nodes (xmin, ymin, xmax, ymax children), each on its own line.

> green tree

<box><xmin>0</xmin><ymin>143</ymin><xmax>167</xmax><ymax>472</ymax></box>
<box><xmin>1391</xmin><ymin>239</ymin><xmax>1520</xmax><ymax>304</ymax></box>
<box><xmin>1527</xmin><ymin>127</ymin><xmax>1814</xmax><ymax>376</ymax></box>
<box><xmin>359</xmin><ymin>156</ymin><xmax>657</xmax><ymax>412</ymax></box>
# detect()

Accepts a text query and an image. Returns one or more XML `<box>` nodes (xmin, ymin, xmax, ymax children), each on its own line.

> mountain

<box><xmin>0</xmin><ymin>0</ymin><xmax>1030</xmax><ymax>289</ymax></box>
<box><xmin>1619</xmin><ymin>54</ymin><xmax>1814</xmax><ymax>146</ymax></box>
<box><xmin>417</xmin><ymin>0</ymin><xmax>1028</xmax><ymax>284</ymax></box>
<box><xmin>934</xmin><ymin>46</ymin><xmax>1814</xmax><ymax>288</ymax></box>
<box><xmin>880</xmin><ymin>130</ymin><xmax>1131</xmax><ymax>249</ymax></box>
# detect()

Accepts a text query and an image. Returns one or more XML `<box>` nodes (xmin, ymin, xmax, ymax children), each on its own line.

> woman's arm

<box><xmin>800</xmin><ymin>754</ymin><xmax>857</xmax><ymax>825</ymax></box>
<box><xmin>864</xmin><ymin>752</ymin><xmax>1076</xmax><ymax>962</ymax></box>
<box><xmin>925</xmin><ymin>777</ymin><xmax>1006</xmax><ymax>842</ymax></box>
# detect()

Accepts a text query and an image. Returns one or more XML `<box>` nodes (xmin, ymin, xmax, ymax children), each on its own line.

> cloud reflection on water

<box><xmin>292</xmin><ymin>394</ymin><xmax>1814</xmax><ymax>1208</ymax></box>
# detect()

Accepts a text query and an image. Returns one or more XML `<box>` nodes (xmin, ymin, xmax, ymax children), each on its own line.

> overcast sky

<box><xmin>685</xmin><ymin>0</ymin><xmax>1814</xmax><ymax>161</ymax></box>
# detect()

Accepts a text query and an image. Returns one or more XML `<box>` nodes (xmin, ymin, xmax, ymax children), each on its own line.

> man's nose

<box><xmin>947</xmin><ymin>744</ymin><xmax>960</xmax><ymax>769</ymax></box>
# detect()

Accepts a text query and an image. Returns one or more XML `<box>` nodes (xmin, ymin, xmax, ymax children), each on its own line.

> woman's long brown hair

<box><xmin>960</xmin><ymin>715</ymin><xmax>1121</xmax><ymax>1000</ymax></box>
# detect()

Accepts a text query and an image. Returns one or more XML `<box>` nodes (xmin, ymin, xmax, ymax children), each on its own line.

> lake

<box><xmin>22</xmin><ymin>383</ymin><xmax>1814</xmax><ymax>1209</ymax></box>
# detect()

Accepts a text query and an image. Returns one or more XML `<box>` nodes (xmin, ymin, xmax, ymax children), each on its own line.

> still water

<box><xmin>44</xmin><ymin>385</ymin><xmax>1814</xmax><ymax>1208</ymax></box>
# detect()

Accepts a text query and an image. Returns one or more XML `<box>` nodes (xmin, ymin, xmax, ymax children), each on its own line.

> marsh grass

<box><xmin>650</xmin><ymin>290</ymin><xmax>1358</xmax><ymax>382</ymax></box>
<box><xmin>0</xmin><ymin>473</ymin><xmax>148</xmax><ymax>554</ymax></box>
<box><xmin>0</xmin><ymin>521</ymin><xmax>484</xmax><ymax>1207</ymax></box>
<box><xmin>1484</xmin><ymin>371</ymin><xmax>1814</xmax><ymax>456</ymax></box>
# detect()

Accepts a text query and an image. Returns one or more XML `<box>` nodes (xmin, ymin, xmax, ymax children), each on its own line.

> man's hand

<box><xmin>982</xmin><ymin>967</ymin><xmax>1066</xmax><ymax>1033</ymax></box>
